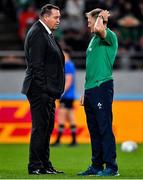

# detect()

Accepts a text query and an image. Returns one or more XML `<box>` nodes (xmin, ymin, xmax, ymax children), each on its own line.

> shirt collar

<box><xmin>39</xmin><ymin>19</ymin><xmax>52</xmax><ymax>35</ymax></box>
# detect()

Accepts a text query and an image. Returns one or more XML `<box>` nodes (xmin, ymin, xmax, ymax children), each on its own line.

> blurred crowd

<box><xmin>0</xmin><ymin>0</ymin><xmax>143</xmax><ymax>69</ymax></box>
<box><xmin>0</xmin><ymin>0</ymin><xmax>143</xmax><ymax>52</ymax></box>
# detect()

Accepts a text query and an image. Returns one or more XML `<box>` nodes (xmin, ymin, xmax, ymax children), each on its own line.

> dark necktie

<box><xmin>50</xmin><ymin>33</ymin><xmax>55</xmax><ymax>40</ymax></box>
<box><xmin>49</xmin><ymin>33</ymin><xmax>62</xmax><ymax>57</ymax></box>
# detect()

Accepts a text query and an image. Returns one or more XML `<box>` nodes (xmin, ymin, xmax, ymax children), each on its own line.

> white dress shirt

<box><xmin>39</xmin><ymin>19</ymin><xmax>52</xmax><ymax>35</ymax></box>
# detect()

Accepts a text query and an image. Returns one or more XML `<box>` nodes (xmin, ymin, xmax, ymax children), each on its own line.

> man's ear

<box><xmin>94</xmin><ymin>15</ymin><xmax>97</xmax><ymax>21</ymax></box>
<box><xmin>43</xmin><ymin>14</ymin><xmax>49</xmax><ymax>21</ymax></box>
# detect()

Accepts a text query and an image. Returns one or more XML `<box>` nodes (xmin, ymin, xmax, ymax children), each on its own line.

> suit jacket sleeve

<box><xmin>29</xmin><ymin>32</ymin><xmax>46</xmax><ymax>90</ymax></box>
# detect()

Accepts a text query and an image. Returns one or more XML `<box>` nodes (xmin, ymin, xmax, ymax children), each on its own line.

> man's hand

<box><xmin>94</xmin><ymin>10</ymin><xmax>110</xmax><ymax>38</ymax></box>
<box><xmin>98</xmin><ymin>10</ymin><xmax>110</xmax><ymax>22</ymax></box>
<box><xmin>80</xmin><ymin>96</ymin><xmax>84</xmax><ymax>106</ymax></box>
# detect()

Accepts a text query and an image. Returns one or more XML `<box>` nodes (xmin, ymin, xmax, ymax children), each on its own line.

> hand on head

<box><xmin>98</xmin><ymin>10</ymin><xmax>110</xmax><ymax>22</ymax></box>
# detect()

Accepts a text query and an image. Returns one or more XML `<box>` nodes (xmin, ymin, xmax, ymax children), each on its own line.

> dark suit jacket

<box><xmin>21</xmin><ymin>21</ymin><xmax>65</xmax><ymax>99</ymax></box>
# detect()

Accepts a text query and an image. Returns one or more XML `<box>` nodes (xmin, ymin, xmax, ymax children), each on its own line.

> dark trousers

<box><xmin>84</xmin><ymin>80</ymin><xmax>118</xmax><ymax>171</ymax></box>
<box><xmin>27</xmin><ymin>84</ymin><xmax>55</xmax><ymax>171</ymax></box>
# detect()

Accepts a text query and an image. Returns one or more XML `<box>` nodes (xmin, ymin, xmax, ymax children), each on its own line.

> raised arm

<box><xmin>94</xmin><ymin>10</ymin><xmax>110</xmax><ymax>38</ymax></box>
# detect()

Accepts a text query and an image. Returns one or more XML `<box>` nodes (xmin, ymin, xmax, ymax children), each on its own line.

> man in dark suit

<box><xmin>21</xmin><ymin>4</ymin><xmax>65</xmax><ymax>175</ymax></box>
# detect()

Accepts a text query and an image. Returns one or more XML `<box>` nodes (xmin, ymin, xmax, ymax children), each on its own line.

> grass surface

<box><xmin>0</xmin><ymin>144</ymin><xmax>143</xmax><ymax>179</ymax></box>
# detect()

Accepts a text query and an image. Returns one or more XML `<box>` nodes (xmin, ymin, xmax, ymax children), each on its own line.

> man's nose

<box><xmin>57</xmin><ymin>18</ymin><xmax>60</xmax><ymax>23</ymax></box>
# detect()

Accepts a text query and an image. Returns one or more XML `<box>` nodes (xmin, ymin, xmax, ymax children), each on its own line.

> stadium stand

<box><xmin>0</xmin><ymin>0</ymin><xmax>143</xmax><ymax>69</ymax></box>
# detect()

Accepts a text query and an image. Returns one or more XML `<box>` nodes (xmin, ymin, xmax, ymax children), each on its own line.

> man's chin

<box><xmin>52</xmin><ymin>27</ymin><xmax>58</xmax><ymax>31</ymax></box>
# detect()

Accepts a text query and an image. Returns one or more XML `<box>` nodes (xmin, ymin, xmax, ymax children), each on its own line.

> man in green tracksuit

<box><xmin>78</xmin><ymin>8</ymin><xmax>119</xmax><ymax>176</ymax></box>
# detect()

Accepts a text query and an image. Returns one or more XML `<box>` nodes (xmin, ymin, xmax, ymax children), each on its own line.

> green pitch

<box><xmin>0</xmin><ymin>144</ymin><xmax>143</xmax><ymax>179</ymax></box>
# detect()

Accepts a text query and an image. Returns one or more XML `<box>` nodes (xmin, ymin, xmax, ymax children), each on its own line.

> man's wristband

<box><xmin>98</xmin><ymin>15</ymin><xmax>104</xmax><ymax>21</ymax></box>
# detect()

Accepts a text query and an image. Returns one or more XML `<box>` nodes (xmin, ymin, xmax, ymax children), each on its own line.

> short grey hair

<box><xmin>85</xmin><ymin>8</ymin><xmax>108</xmax><ymax>23</ymax></box>
<box><xmin>86</xmin><ymin>8</ymin><xmax>103</xmax><ymax>18</ymax></box>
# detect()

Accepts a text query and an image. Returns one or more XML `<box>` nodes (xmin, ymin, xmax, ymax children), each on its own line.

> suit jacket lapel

<box><xmin>48</xmin><ymin>34</ymin><xmax>65</xmax><ymax>65</ymax></box>
<box><xmin>37</xmin><ymin>21</ymin><xmax>65</xmax><ymax>66</ymax></box>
